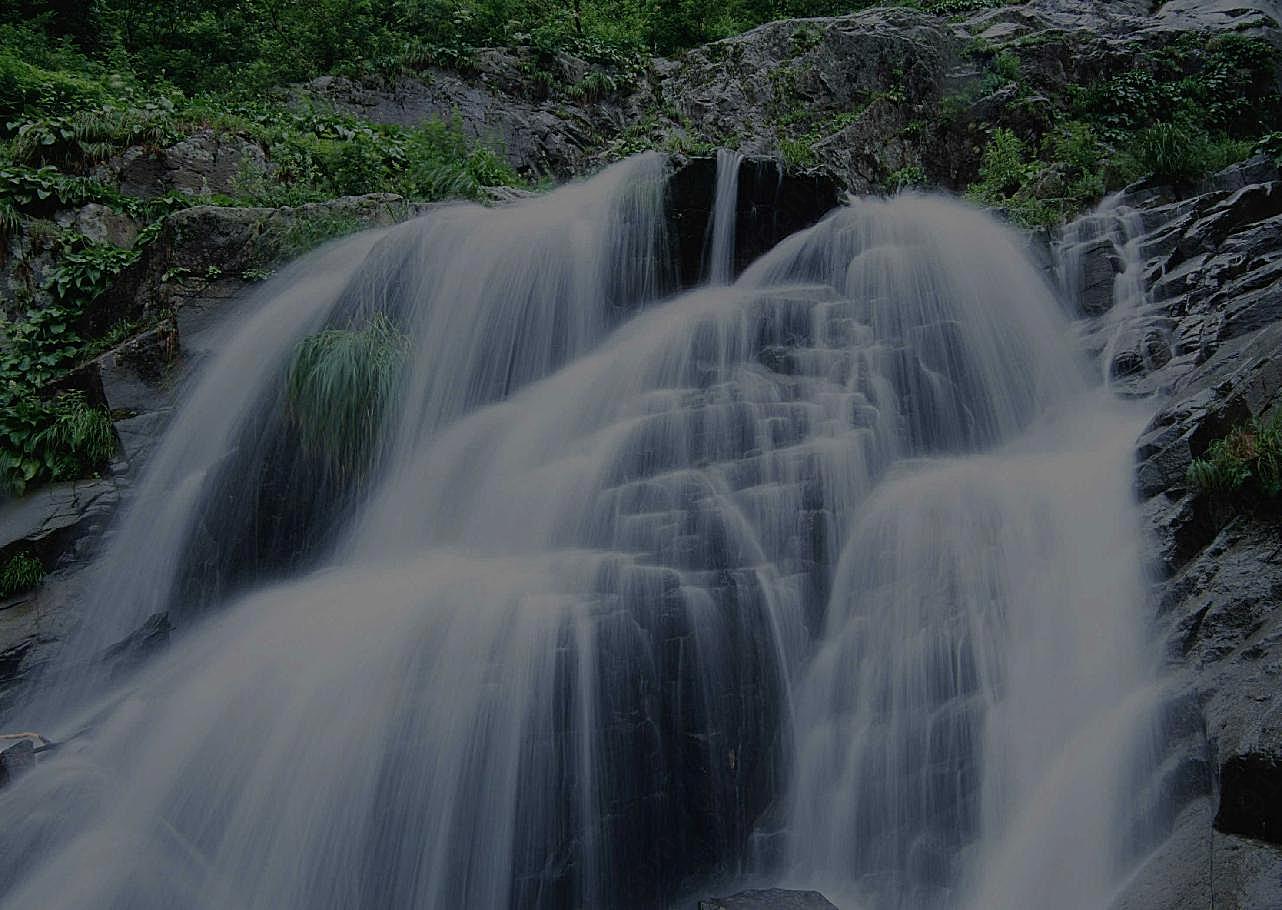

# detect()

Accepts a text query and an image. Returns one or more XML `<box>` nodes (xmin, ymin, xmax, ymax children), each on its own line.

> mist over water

<box><xmin>0</xmin><ymin>155</ymin><xmax>1167</xmax><ymax>909</ymax></box>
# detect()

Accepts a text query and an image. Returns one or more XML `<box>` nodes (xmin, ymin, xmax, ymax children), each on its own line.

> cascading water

<box><xmin>1056</xmin><ymin>195</ymin><xmax>1164</xmax><ymax>387</ymax></box>
<box><xmin>19</xmin><ymin>152</ymin><xmax>672</xmax><ymax>718</ymax></box>
<box><xmin>0</xmin><ymin>155</ymin><xmax>1170</xmax><ymax>910</ymax></box>
<box><xmin>705</xmin><ymin>148</ymin><xmax>744</xmax><ymax>284</ymax></box>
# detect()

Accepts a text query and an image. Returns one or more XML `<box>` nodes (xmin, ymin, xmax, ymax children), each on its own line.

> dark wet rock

<box><xmin>0</xmin><ymin>478</ymin><xmax>120</xmax><ymax>579</ymax></box>
<box><xmin>1075</xmin><ymin>237</ymin><xmax>1123</xmax><ymax>316</ymax></box>
<box><xmin>1112</xmin><ymin>798</ymin><xmax>1282</xmax><ymax>910</ymax></box>
<box><xmin>699</xmin><ymin>889</ymin><xmax>838</xmax><ymax>910</ymax></box>
<box><xmin>1066</xmin><ymin>157</ymin><xmax>1282</xmax><ymax>401</ymax></box>
<box><xmin>1133</xmin><ymin>321</ymin><xmax>1282</xmax><ymax>536</ymax></box>
<box><xmin>94</xmin><ymin>193</ymin><xmax>425</xmax><ymax>332</ymax></box>
<box><xmin>0</xmin><ymin>737</ymin><xmax>35</xmax><ymax>789</ymax></box>
<box><xmin>101</xmin><ymin>611</ymin><xmax>173</xmax><ymax>679</ymax></box>
<box><xmin>1044</xmin><ymin>145</ymin><xmax>1282</xmax><ymax>909</ymax></box>
<box><xmin>1217</xmin><ymin>750</ymin><xmax>1282</xmax><ymax>844</ymax></box>
<box><xmin>668</xmin><ymin>156</ymin><xmax>843</xmax><ymax>287</ymax></box>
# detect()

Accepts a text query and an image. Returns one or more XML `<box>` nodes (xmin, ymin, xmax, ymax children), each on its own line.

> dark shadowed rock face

<box><xmin>699</xmin><ymin>889</ymin><xmax>838</xmax><ymax>910</ymax></box>
<box><xmin>668</xmin><ymin>157</ymin><xmax>844</xmax><ymax>288</ymax></box>
<box><xmin>0</xmin><ymin>737</ymin><xmax>35</xmax><ymax>789</ymax></box>
<box><xmin>1216</xmin><ymin>752</ymin><xmax>1282</xmax><ymax>843</ymax></box>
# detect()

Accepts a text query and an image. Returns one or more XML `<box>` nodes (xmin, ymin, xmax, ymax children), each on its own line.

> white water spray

<box><xmin>0</xmin><ymin>160</ymin><xmax>1168</xmax><ymax>910</ymax></box>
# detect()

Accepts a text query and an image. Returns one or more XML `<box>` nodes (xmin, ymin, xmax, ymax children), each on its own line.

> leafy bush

<box><xmin>1187</xmin><ymin>413</ymin><xmax>1282</xmax><ymax>499</ymax></box>
<box><xmin>287</xmin><ymin>314</ymin><xmax>410</xmax><ymax>478</ymax></box>
<box><xmin>0</xmin><ymin>165</ymin><xmax>112</xmax><ymax>214</ymax></box>
<box><xmin>1116</xmin><ymin>121</ymin><xmax>1252</xmax><ymax>187</ymax></box>
<box><xmin>9</xmin><ymin>101</ymin><xmax>178</xmax><ymax>170</ymax></box>
<box><xmin>0</xmin><ymin>391</ymin><xmax>117</xmax><ymax>494</ymax></box>
<box><xmin>0</xmin><ymin>234</ymin><xmax>141</xmax><ymax>493</ymax></box>
<box><xmin>887</xmin><ymin>164</ymin><xmax>926</xmax><ymax>191</ymax></box>
<box><xmin>215</xmin><ymin>105</ymin><xmax>519</xmax><ymax>207</ymax></box>
<box><xmin>0</xmin><ymin>549</ymin><xmax>45</xmax><ymax>599</ymax></box>
<box><xmin>1254</xmin><ymin>131</ymin><xmax>1282</xmax><ymax>166</ymax></box>
<box><xmin>972</xmin><ymin>128</ymin><xmax>1033</xmax><ymax>197</ymax></box>
<box><xmin>0</xmin><ymin>34</ymin><xmax>108</xmax><ymax>121</ymax></box>
<box><xmin>958</xmin><ymin>34</ymin><xmax>1281</xmax><ymax>223</ymax></box>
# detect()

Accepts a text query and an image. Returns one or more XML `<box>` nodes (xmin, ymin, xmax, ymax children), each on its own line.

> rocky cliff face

<box><xmin>1075</xmin><ymin>158</ymin><xmax>1282</xmax><ymax>910</ymax></box>
<box><xmin>297</xmin><ymin>1</ymin><xmax>1280</xmax><ymax>198</ymax></box>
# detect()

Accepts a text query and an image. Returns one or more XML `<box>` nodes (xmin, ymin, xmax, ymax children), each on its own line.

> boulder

<box><xmin>104</xmin><ymin>128</ymin><xmax>272</xmax><ymax>200</ymax></box>
<box><xmin>93</xmin><ymin>192</ymin><xmax>426</xmax><ymax>333</ymax></box>
<box><xmin>1072</xmin><ymin>236</ymin><xmax>1124</xmax><ymax>316</ymax></box>
<box><xmin>649</xmin><ymin>10</ymin><xmax>953</xmax><ymax>192</ymax></box>
<box><xmin>1217</xmin><ymin>750</ymin><xmax>1282</xmax><ymax>843</ymax></box>
<box><xmin>299</xmin><ymin>61</ymin><xmax>630</xmax><ymax>179</ymax></box>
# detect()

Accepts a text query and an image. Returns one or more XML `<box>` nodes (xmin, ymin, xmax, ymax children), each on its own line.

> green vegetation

<box><xmin>0</xmin><ymin>390</ymin><xmax>118</xmax><ymax>495</ymax></box>
<box><xmin>0</xmin><ymin>229</ymin><xmax>133</xmax><ymax>493</ymax></box>
<box><xmin>1187</xmin><ymin>414</ymin><xmax>1282</xmax><ymax>500</ymax></box>
<box><xmin>4</xmin><ymin>0</ymin><xmax>1020</xmax><ymax>97</ymax></box>
<box><xmin>0</xmin><ymin>549</ymin><xmax>45</xmax><ymax>598</ymax></box>
<box><xmin>1117</xmin><ymin>121</ymin><xmax>1251</xmax><ymax>187</ymax></box>
<box><xmin>286</xmin><ymin>314</ymin><xmax>409</xmax><ymax>478</ymax></box>
<box><xmin>964</xmin><ymin>34</ymin><xmax>1282</xmax><ymax>226</ymax></box>
<box><xmin>0</xmin><ymin>12</ymin><xmax>523</xmax><ymax>496</ymax></box>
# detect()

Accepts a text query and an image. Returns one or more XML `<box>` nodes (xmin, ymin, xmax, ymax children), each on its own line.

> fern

<box><xmin>1187</xmin><ymin>413</ymin><xmax>1282</xmax><ymax>499</ymax></box>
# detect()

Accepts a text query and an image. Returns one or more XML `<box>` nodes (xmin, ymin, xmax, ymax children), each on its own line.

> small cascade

<box><xmin>706</xmin><ymin>148</ymin><xmax>745</xmax><ymax>283</ymax></box>
<box><xmin>1056</xmin><ymin>195</ymin><xmax>1169</xmax><ymax>387</ymax></box>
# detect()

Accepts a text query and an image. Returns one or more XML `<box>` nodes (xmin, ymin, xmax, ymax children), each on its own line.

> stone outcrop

<box><xmin>280</xmin><ymin>2</ymin><xmax>1280</xmax><ymax>191</ymax></box>
<box><xmin>699</xmin><ymin>889</ymin><xmax>838</xmax><ymax>910</ymax></box>
<box><xmin>98</xmin><ymin>128</ymin><xmax>272</xmax><ymax>200</ymax></box>
<box><xmin>298</xmin><ymin>51</ymin><xmax>633</xmax><ymax>179</ymax></box>
<box><xmin>96</xmin><ymin>193</ymin><xmax>427</xmax><ymax>333</ymax></box>
<box><xmin>667</xmin><ymin>156</ymin><xmax>844</xmax><ymax>286</ymax></box>
<box><xmin>646</xmin><ymin>9</ymin><xmax>954</xmax><ymax>193</ymax></box>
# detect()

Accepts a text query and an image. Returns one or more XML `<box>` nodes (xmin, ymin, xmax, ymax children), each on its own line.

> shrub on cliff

<box><xmin>1187</xmin><ymin>413</ymin><xmax>1282</xmax><ymax>500</ymax></box>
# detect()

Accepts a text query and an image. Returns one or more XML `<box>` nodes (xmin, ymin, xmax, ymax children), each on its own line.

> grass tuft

<box><xmin>0</xmin><ymin>549</ymin><xmax>44</xmax><ymax>599</ymax></box>
<box><xmin>287</xmin><ymin>314</ymin><xmax>410</xmax><ymax>478</ymax></box>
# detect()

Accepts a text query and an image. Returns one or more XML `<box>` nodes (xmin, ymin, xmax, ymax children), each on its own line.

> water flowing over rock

<box><xmin>1058</xmin><ymin>155</ymin><xmax>1282</xmax><ymax>910</ymax></box>
<box><xmin>0</xmin><ymin>153</ymin><xmax>1181</xmax><ymax>910</ymax></box>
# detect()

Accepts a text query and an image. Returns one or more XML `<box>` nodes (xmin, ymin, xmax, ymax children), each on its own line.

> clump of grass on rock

<box><xmin>286</xmin><ymin>313</ymin><xmax>409</xmax><ymax>479</ymax></box>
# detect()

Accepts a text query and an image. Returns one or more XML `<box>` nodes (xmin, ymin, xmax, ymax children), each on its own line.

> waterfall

<box><xmin>18</xmin><ymin>152</ymin><xmax>672</xmax><ymax>718</ymax></box>
<box><xmin>0</xmin><ymin>158</ymin><xmax>1167</xmax><ymax>910</ymax></box>
<box><xmin>706</xmin><ymin>148</ymin><xmax>744</xmax><ymax>284</ymax></box>
<box><xmin>785</xmin><ymin>401</ymin><xmax>1162</xmax><ymax>910</ymax></box>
